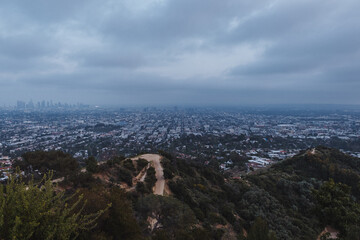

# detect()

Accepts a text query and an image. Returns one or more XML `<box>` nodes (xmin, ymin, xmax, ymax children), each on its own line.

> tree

<box><xmin>136</xmin><ymin>195</ymin><xmax>196</xmax><ymax>235</ymax></box>
<box><xmin>18</xmin><ymin>151</ymin><xmax>79</xmax><ymax>177</ymax></box>
<box><xmin>343</xmin><ymin>225</ymin><xmax>360</xmax><ymax>240</ymax></box>
<box><xmin>106</xmin><ymin>188</ymin><xmax>144</xmax><ymax>240</ymax></box>
<box><xmin>247</xmin><ymin>217</ymin><xmax>277</xmax><ymax>240</ymax></box>
<box><xmin>77</xmin><ymin>187</ymin><xmax>143</xmax><ymax>240</ymax></box>
<box><xmin>122</xmin><ymin>159</ymin><xmax>135</xmax><ymax>172</ymax></box>
<box><xmin>86</xmin><ymin>156</ymin><xmax>98</xmax><ymax>173</ymax></box>
<box><xmin>313</xmin><ymin>179</ymin><xmax>360</xmax><ymax>235</ymax></box>
<box><xmin>136</xmin><ymin>182</ymin><xmax>149</xmax><ymax>194</ymax></box>
<box><xmin>145</xmin><ymin>167</ymin><xmax>157</xmax><ymax>191</ymax></box>
<box><xmin>136</xmin><ymin>158</ymin><xmax>149</xmax><ymax>172</ymax></box>
<box><xmin>0</xmin><ymin>172</ymin><xmax>108</xmax><ymax>240</ymax></box>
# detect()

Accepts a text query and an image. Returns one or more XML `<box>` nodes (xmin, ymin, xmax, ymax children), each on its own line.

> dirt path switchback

<box><xmin>132</xmin><ymin>154</ymin><xmax>164</xmax><ymax>196</ymax></box>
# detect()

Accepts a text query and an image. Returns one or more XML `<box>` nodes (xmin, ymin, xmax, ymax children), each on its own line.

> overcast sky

<box><xmin>0</xmin><ymin>0</ymin><xmax>359</xmax><ymax>106</ymax></box>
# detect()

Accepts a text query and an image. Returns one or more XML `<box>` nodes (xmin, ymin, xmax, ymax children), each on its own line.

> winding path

<box><xmin>132</xmin><ymin>154</ymin><xmax>164</xmax><ymax>195</ymax></box>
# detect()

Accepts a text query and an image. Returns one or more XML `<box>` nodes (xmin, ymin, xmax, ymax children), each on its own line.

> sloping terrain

<box><xmin>13</xmin><ymin>147</ymin><xmax>360</xmax><ymax>239</ymax></box>
<box><xmin>131</xmin><ymin>154</ymin><xmax>165</xmax><ymax>195</ymax></box>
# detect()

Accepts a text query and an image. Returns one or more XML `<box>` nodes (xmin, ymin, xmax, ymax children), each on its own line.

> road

<box><xmin>132</xmin><ymin>154</ymin><xmax>164</xmax><ymax>196</ymax></box>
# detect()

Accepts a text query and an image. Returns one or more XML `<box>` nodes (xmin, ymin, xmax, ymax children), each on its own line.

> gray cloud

<box><xmin>0</xmin><ymin>0</ymin><xmax>359</xmax><ymax>106</ymax></box>
<box><xmin>77</xmin><ymin>50</ymin><xmax>148</xmax><ymax>69</ymax></box>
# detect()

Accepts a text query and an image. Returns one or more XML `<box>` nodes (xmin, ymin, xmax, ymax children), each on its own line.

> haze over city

<box><xmin>1</xmin><ymin>0</ymin><xmax>360</xmax><ymax>106</ymax></box>
<box><xmin>3</xmin><ymin>2</ymin><xmax>360</xmax><ymax>239</ymax></box>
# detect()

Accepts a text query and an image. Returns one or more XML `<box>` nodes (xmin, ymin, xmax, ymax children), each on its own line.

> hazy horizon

<box><xmin>4</xmin><ymin>101</ymin><xmax>360</xmax><ymax>111</ymax></box>
<box><xmin>1</xmin><ymin>0</ymin><xmax>360</xmax><ymax>106</ymax></box>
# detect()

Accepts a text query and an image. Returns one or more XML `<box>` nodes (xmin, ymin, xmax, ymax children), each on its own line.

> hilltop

<box><xmin>6</xmin><ymin>146</ymin><xmax>360</xmax><ymax>239</ymax></box>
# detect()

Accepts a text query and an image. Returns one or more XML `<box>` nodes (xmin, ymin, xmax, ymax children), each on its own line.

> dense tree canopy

<box><xmin>85</xmin><ymin>156</ymin><xmax>98</xmax><ymax>173</ymax></box>
<box><xmin>6</xmin><ymin>147</ymin><xmax>360</xmax><ymax>239</ymax></box>
<box><xmin>0</xmin><ymin>173</ymin><xmax>107</xmax><ymax>240</ymax></box>
<box><xmin>17</xmin><ymin>151</ymin><xmax>79</xmax><ymax>177</ymax></box>
<box><xmin>313</xmin><ymin>179</ymin><xmax>360</xmax><ymax>237</ymax></box>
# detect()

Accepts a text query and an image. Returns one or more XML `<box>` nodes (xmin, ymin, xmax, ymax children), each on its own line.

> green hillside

<box><xmin>4</xmin><ymin>147</ymin><xmax>360</xmax><ymax>239</ymax></box>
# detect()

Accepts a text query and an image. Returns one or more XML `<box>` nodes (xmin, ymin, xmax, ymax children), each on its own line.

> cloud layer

<box><xmin>0</xmin><ymin>0</ymin><xmax>359</xmax><ymax>106</ymax></box>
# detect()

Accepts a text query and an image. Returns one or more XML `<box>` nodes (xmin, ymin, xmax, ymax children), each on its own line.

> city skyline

<box><xmin>5</xmin><ymin>100</ymin><xmax>360</xmax><ymax>109</ymax></box>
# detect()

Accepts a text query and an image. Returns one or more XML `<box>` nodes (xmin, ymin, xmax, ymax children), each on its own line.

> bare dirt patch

<box><xmin>131</xmin><ymin>154</ymin><xmax>165</xmax><ymax>195</ymax></box>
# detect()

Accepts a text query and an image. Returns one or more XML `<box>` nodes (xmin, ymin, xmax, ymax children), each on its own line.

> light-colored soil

<box><xmin>134</xmin><ymin>164</ymin><xmax>149</xmax><ymax>183</ymax></box>
<box><xmin>131</xmin><ymin>154</ymin><xmax>165</xmax><ymax>196</ymax></box>
<box><xmin>311</xmin><ymin>148</ymin><xmax>316</xmax><ymax>155</ymax></box>
<box><xmin>317</xmin><ymin>226</ymin><xmax>339</xmax><ymax>240</ymax></box>
<box><xmin>132</xmin><ymin>154</ymin><xmax>166</xmax><ymax>232</ymax></box>
<box><xmin>81</xmin><ymin>154</ymin><xmax>166</xmax><ymax>196</ymax></box>
<box><xmin>93</xmin><ymin>172</ymin><xmax>110</xmax><ymax>182</ymax></box>
<box><xmin>51</xmin><ymin>177</ymin><xmax>64</xmax><ymax>183</ymax></box>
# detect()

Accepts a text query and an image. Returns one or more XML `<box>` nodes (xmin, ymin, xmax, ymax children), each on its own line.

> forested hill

<box><xmin>3</xmin><ymin>147</ymin><xmax>360</xmax><ymax>240</ymax></box>
<box><xmin>245</xmin><ymin>146</ymin><xmax>360</xmax><ymax>239</ymax></box>
<box><xmin>275</xmin><ymin>146</ymin><xmax>360</xmax><ymax>189</ymax></box>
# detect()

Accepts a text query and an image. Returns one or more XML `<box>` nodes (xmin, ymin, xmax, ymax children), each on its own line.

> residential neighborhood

<box><xmin>1</xmin><ymin>105</ymin><xmax>360</xmax><ymax>177</ymax></box>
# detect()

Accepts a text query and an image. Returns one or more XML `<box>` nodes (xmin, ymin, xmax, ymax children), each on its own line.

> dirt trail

<box><xmin>51</xmin><ymin>177</ymin><xmax>64</xmax><ymax>183</ymax></box>
<box><xmin>317</xmin><ymin>226</ymin><xmax>339</xmax><ymax>240</ymax></box>
<box><xmin>132</xmin><ymin>154</ymin><xmax>164</xmax><ymax>196</ymax></box>
<box><xmin>311</xmin><ymin>148</ymin><xmax>316</xmax><ymax>154</ymax></box>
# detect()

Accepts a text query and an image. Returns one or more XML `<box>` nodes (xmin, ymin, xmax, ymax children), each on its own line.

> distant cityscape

<box><xmin>13</xmin><ymin>100</ymin><xmax>90</xmax><ymax>110</ymax></box>
<box><xmin>1</xmin><ymin>106</ymin><xmax>360</xmax><ymax>179</ymax></box>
